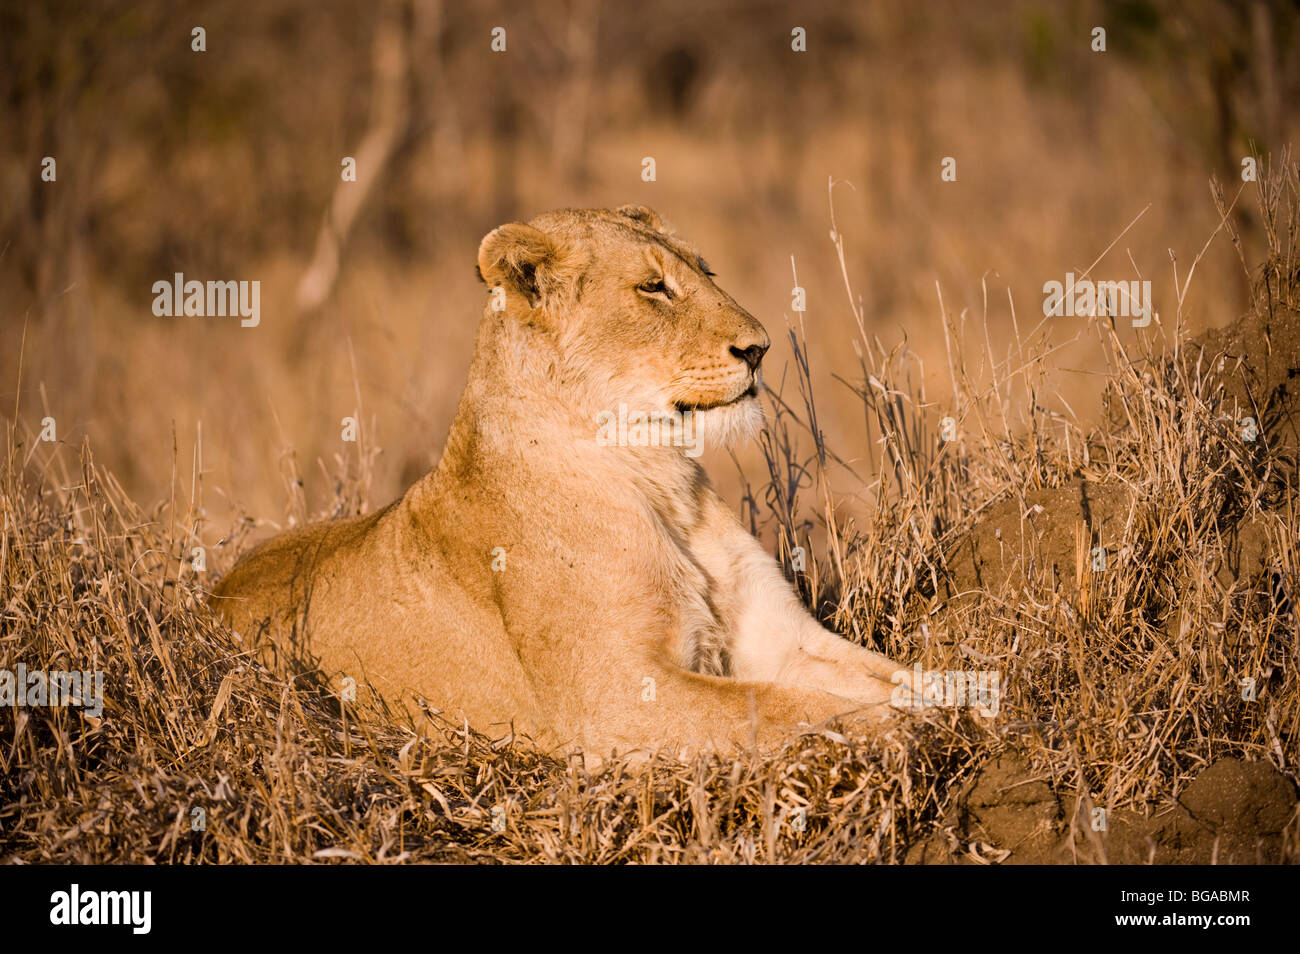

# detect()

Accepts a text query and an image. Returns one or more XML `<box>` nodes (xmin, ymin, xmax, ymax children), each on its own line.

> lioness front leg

<box><xmin>581</xmin><ymin>662</ymin><xmax>893</xmax><ymax>762</ymax></box>
<box><xmin>692</xmin><ymin>494</ymin><xmax>905</xmax><ymax>703</ymax></box>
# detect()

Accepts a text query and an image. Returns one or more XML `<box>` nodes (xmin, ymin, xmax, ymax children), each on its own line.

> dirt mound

<box><xmin>1188</xmin><ymin>300</ymin><xmax>1300</xmax><ymax>459</ymax></box>
<box><xmin>942</xmin><ymin>477</ymin><xmax>1286</xmax><ymax>611</ymax></box>
<box><xmin>940</xmin><ymin>295</ymin><xmax>1300</xmax><ymax>609</ymax></box>
<box><xmin>913</xmin><ymin>295</ymin><xmax>1300</xmax><ymax>865</ymax></box>
<box><xmin>906</xmin><ymin>755</ymin><xmax>1298</xmax><ymax>864</ymax></box>
<box><xmin>943</xmin><ymin>478</ymin><xmax>1132</xmax><ymax>599</ymax></box>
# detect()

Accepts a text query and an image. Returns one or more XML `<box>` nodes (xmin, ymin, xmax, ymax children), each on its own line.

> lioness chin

<box><xmin>212</xmin><ymin>205</ymin><xmax>907</xmax><ymax>763</ymax></box>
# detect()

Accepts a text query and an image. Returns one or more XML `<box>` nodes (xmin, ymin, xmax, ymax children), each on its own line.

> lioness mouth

<box><xmin>674</xmin><ymin>382</ymin><xmax>759</xmax><ymax>413</ymax></box>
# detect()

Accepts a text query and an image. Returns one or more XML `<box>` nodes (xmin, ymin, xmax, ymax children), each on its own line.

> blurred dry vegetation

<box><xmin>3</xmin><ymin>0</ymin><xmax>1298</xmax><ymax>530</ymax></box>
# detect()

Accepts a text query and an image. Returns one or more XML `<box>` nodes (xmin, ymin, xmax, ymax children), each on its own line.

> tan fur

<box><xmin>213</xmin><ymin>206</ymin><xmax>907</xmax><ymax>762</ymax></box>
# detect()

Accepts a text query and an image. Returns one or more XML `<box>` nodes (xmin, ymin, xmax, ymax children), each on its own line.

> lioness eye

<box><xmin>638</xmin><ymin>278</ymin><xmax>673</xmax><ymax>299</ymax></box>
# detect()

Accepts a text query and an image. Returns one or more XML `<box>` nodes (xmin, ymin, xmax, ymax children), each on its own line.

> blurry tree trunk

<box><xmin>491</xmin><ymin>98</ymin><xmax>521</xmax><ymax>225</ymax></box>
<box><xmin>551</xmin><ymin>0</ymin><xmax>602</xmax><ymax>190</ymax></box>
<box><xmin>296</xmin><ymin>0</ymin><xmax>410</xmax><ymax>314</ymax></box>
<box><xmin>1252</xmin><ymin>1</ymin><xmax>1281</xmax><ymax>151</ymax></box>
<box><xmin>413</xmin><ymin>0</ymin><xmax>467</xmax><ymax>222</ymax></box>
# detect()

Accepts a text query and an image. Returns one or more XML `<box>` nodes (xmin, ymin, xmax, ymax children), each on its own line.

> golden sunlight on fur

<box><xmin>212</xmin><ymin>206</ymin><xmax>907</xmax><ymax>762</ymax></box>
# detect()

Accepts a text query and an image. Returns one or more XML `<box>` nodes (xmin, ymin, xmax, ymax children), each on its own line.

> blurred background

<box><xmin>2</xmin><ymin>0</ymin><xmax>1297</xmax><ymax>537</ymax></box>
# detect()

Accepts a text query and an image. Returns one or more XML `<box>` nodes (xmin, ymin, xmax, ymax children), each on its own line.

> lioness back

<box><xmin>214</xmin><ymin>500</ymin><xmax>546</xmax><ymax>741</ymax></box>
<box><xmin>214</xmin><ymin>509</ymin><xmax>380</xmax><ymax>634</ymax></box>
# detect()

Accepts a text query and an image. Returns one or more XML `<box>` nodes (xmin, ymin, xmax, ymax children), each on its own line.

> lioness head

<box><xmin>476</xmin><ymin>205</ymin><xmax>770</xmax><ymax>451</ymax></box>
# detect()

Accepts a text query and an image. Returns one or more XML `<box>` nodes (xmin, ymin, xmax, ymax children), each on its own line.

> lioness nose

<box><xmin>730</xmin><ymin>342</ymin><xmax>768</xmax><ymax>372</ymax></box>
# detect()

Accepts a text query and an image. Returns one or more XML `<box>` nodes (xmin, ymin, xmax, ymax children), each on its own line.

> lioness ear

<box><xmin>477</xmin><ymin>223</ymin><xmax>580</xmax><ymax>307</ymax></box>
<box><xmin>616</xmin><ymin>204</ymin><xmax>669</xmax><ymax>233</ymax></box>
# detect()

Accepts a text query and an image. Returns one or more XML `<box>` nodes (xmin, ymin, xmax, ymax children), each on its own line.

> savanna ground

<box><xmin>2</xmin><ymin>0</ymin><xmax>1299</xmax><ymax>862</ymax></box>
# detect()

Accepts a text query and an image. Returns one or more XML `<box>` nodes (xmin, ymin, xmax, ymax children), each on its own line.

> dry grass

<box><xmin>3</xmin><ymin>162</ymin><xmax>1298</xmax><ymax>865</ymax></box>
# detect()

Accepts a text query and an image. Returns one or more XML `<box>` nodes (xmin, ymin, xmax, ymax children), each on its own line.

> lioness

<box><xmin>213</xmin><ymin>206</ymin><xmax>905</xmax><ymax>761</ymax></box>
